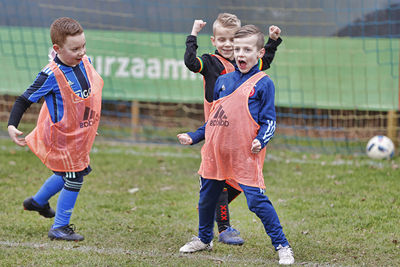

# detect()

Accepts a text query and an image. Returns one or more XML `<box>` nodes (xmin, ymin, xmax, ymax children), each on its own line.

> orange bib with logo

<box><xmin>198</xmin><ymin>71</ymin><xmax>267</xmax><ymax>189</ymax></box>
<box><xmin>203</xmin><ymin>54</ymin><xmax>235</xmax><ymax>121</ymax></box>
<box><xmin>26</xmin><ymin>56</ymin><xmax>103</xmax><ymax>172</ymax></box>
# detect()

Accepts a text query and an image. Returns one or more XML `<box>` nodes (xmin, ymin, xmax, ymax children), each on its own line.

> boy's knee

<box><xmin>245</xmin><ymin>190</ymin><xmax>271</xmax><ymax>212</ymax></box>
<box><xmin>246</xmin><ymin>197</ymin><xmax>260</xmax><ymax>212</ymax></box>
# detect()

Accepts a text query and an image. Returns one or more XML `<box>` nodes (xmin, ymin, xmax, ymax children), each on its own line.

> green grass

<box><xmin>0</xmin><ymin>137</ymin><xmax>399</xmax><ymax>266</ymax></box>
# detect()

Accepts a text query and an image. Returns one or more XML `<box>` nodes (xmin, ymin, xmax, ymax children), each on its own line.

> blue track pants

<box><xmin>198</xmin><ymin>177</ymin><xmax>289</xmax><ymax>249</ymax></box>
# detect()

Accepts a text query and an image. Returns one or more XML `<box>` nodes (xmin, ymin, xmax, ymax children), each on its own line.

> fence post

<box><xmin>131</xmin><ymin>100</ymin><xmax>140</xmax><ymax>140</ymax></box>
<box><xmin>387</xmin><ymin>110</ymin><xmax>398</xmax><ymax>147</ymax></box>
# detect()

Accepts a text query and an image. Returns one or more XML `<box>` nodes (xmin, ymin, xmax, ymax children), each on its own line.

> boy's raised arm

<box><xmin>184</xmin><ymin>20</ymin><xmax>207</xmax><ymax>73</ymax></box>
<box><xmin>259</xmin><ymin>25</ymin><xmax>282</xmax><ymax>71</ymax></box>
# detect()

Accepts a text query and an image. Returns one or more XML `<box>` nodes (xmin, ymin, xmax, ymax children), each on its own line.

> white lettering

<box><xmin>147</xmin><ymin>58</ymin><xmax>161</xmax><ymax>79</ymax></box>
<box><xmin>104</xmin><ymin>56</ymin><xmax>116</xmax><ymax>77</ymax></box>
<box><xmin>91</xmin><ymin>56</ymin><xmax>202</xmax><ymax>80</ymax></box>
<box><xmin>82</xmin><ymin>88</ymin><xmax>91</xmax><ymax>98</ymax></box>
<box><xmin>131</xmin><ymin>58</ymin><xmax>145</xmax><ymax>78</ymax></box>
<box><xmin>163</xmin><ymin>59</ymin><xmax>179</xmax><ymax>80</ymax></box>
<box><xmin>116</xmin><ymin>57</ymin><xmax>130</xmax><ymax>77</ymax></box>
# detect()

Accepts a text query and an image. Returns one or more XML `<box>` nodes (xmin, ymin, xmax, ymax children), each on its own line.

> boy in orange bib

<box><xmin>178</xmin><ymin>25</ymin><xmax>294</xmax><ymax>265</ymax></box>
<box><xmin>184</xmin><ymin>12</ymin><xmax>282</xmax><ymax>246</ymax></box>
<box><xmin>7</xmin><ymin>17</ymin><xmax>103</xmax><ymax>241</ymax></box>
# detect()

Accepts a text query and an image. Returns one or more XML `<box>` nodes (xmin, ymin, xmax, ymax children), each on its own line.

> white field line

<box><xmin>0</xmin><ymin>240</ymin><xmax>283</xmax><ymax>265</ymax></box>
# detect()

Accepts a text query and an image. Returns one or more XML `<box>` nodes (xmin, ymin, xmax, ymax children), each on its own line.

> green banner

<box><xmin>273</xmin><ymin>36</ymin><xmax>399</xmax><ymax>111</ymax></box>
<box><xmin>0</xmin><ymin>26</ymin><xmax>398</xmax><ymax>110</ymax></box>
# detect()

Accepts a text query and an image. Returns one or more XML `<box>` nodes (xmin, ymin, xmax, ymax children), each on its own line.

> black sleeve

<box><xmin>260</xmin><ymin>37</ymin><xmax>283</xmax><ymax>71</ymax></box>
<box><xmin>184</xmin><ymin>35</ymin><xmax>202</xmax><ymax>73</ymax></box>
<box><xmin>8</xmin><ymin>95</ymin><xmax>33</xmax><ymax>127</ymax></box>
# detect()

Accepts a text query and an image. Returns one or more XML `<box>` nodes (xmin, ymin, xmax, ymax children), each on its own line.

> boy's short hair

<box><xmin>234</xmin><ymin>25</ymin><xmax>264</xmax><ymax>50</ymax></box>
<box><xmin>50</xmin><ymin>17</ymin><xmax>83</xmax><ymax>47</ymax></box>
<box><xmin>212</xmin><ymin>13</ymin><xmax>241</xmax><ymax>35</ymax></box>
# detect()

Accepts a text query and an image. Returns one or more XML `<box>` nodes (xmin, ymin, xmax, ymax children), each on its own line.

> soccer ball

<box><xmin>366</xmin><ymin>135</ymin><xmax>395</xmax><ymax>159</ymax></box>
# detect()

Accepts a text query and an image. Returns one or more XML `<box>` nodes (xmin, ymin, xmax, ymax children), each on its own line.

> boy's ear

<box><xmin>53</xmin><ymin>44</ymin><xmax>61</xmax><ymax>53</ymax></box>
<box><xmin>258</xmin><ymin>48</ymin><xmax>265</xmax><ymax>59</ymax></box>
<box><xmin>210</xmin><ymin>36</ymin><xmax>216</xmax><ymax>47</ymax></box>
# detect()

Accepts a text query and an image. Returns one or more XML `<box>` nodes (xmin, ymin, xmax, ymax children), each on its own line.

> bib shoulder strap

<box><xmin>212</xmin><ymin>54</ymin><xmax>235</xmax><ymax>73</ymax></box>
<box><xmin>245</xmin><ymin>71</ymin><xmax>267</xmax><ymax>86</ymax></box>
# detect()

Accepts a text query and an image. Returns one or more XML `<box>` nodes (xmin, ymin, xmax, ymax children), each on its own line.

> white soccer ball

<box><xmin>366</xmin><ymin>135</ymin><xmax>395</xmax><ymax>159</ymax></box>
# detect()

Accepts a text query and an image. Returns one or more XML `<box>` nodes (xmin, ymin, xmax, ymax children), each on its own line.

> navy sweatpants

<box><xmin>198</xmin><ymin>177</ymin><xmax>289</xmax><ymax>249</ymax></box>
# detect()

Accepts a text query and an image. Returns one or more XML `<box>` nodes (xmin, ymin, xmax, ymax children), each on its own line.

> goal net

<box><xmin>0</xmin><ymin>0</ymin><xmax>398</xmax><ymax>154</ymax></box>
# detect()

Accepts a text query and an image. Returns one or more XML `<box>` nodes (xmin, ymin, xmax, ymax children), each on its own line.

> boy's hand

<box><xmin>269</xmin><ymin>25</ymin><xmax>281</xmax><ymax>41</ymax></box>
<box><xmin>251</xmin><ymin>139</ymin><xmax>261</xmax><ymax>154</ymax></box>
<box><xmin>8</xmin><ymin>125</ymin><xmax>27</xmax><ymax>147</ymax></box>
<box><xmin>177</xmin><ymin>133</ymin><xmax>193</xmax><ymax>145</ymax></box>
<box><xmin>191</xmin><ymin>20</ymin><xmax>207</xmax><ymax>36</ymax></box>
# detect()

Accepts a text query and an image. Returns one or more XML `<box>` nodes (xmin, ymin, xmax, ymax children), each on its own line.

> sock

<box><xmin>215</xmin><ymin>188</ymin><xmax>230</xmax><ymax>233</ymax></box>
<box><xmin>33</xmin><ymin>174</ymin><xmax>64</xmax><ymax>206</ymax></box>
<box><xmin>52</xmin><ymin>188</ymin><xmax>79</xmax><ymax>229</ymax></box>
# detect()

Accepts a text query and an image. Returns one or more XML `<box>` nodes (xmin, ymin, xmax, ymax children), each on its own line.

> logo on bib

<box><xmin>80</xmin><ymin>106</ymin><xmax>99</xmax><ymax>128</ymax></box>
<box><xmin>209</xmin><ymin>105</ymin><xmax>229</xmax><ymax>127</ymax></box>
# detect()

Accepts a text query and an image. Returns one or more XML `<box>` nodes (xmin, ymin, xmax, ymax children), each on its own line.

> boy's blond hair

<box><xmin>50</xmin><ymin>17</ymin><xmax>83</xmax><ymax>47</ymax></box>
<box><xmin>234</xmin><ymin>25</ymin><xmax>264</xmax><ymax>50</ymax></box>
<box><xmin>212</xmin><ymin>13</ymin><xmax>241</xmax><ymax>35</ymax></box>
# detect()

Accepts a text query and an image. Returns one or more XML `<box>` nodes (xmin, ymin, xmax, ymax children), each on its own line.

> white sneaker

<box><xmin>179</xmin><ymin>236</ymin><xmax>213</xmax><ymax>253</ymax></box>
<box><xmin>277</xmin><ymin>244</ymin><xmax>295</xmax><ymax>265</ymax></box>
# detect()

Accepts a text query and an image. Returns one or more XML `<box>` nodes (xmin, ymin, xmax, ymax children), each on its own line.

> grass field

<box><xmin>0</xmin><ymin>137</ymin><xmax>399</xmax><ymax>266</ymax></box>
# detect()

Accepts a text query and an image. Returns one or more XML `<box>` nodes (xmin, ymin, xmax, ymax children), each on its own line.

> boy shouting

<box><xmin>178</xmin><ymin>25</ymin><xmax>294</xmax><ymax>265</ymax></box>
<box><xmin>184</xmin><ymin>12</ymin><xmax>282</xmax><ymax>246</ymax></box>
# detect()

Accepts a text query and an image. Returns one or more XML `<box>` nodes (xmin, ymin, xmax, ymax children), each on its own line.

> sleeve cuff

<box><xmin>187</xmin><ymin>132</ymin><xmax>202</xmax><ymax>145</ymax></box>
<box><xmin>256</xmin><ymin>136</ymin><xmax>267</xmax><ymax>149</ymax></box>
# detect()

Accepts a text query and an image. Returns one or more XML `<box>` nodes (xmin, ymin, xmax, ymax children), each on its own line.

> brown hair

<box><xmin>212</xmin><ymin>13</ymin><xmax>241</xmax><ymax>35</ymax></box>
<box><xmin>234</xmin><ymin>24</ymin><xmax>264</xmax><ymax>50</ymax></box>
<box><xmin>50</xmin><ymin>17</ymin><xmax>83</xmax><ymax>47</ymax></box>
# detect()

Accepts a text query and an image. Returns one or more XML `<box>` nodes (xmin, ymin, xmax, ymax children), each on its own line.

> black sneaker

<box><xmin>48</xmin><ymin>224</ymin><xmax>84</xmax><ymax>241</ymax></box>
<box><xmin>23</xmin><ymin>197</ymin><xmax>55</xmax><ymax>218</ymax></box>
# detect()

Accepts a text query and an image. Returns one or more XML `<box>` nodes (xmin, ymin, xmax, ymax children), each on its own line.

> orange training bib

<box><xmin>26</xmin><ymin>56</ymin><xmax>103</xmax><ymax>172</ymax></box>
<box><xmin>198</xmin><ymin>71</ymin><xmax>267</xmax><ymax>189</ymax></box>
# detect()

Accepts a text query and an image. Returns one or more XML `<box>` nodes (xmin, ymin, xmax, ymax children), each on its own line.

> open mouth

<box><xmin>238</xmin><ymin>60</ymin><xmax>247</xmax><ymax>69</ymax></box>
